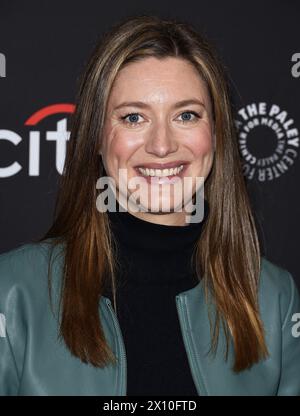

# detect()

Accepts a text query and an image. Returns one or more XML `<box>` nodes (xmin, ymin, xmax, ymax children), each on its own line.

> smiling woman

<box><xmin>0</xmin><ymin>14</ymin><xmax>300</xmax><ymax>396</ymax></box>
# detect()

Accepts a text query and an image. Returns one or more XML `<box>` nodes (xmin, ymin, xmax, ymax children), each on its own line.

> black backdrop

<box><xmin>0</xmin><ymin>0</ymin><xmax>299</xmax><ymax>290</ymax></box>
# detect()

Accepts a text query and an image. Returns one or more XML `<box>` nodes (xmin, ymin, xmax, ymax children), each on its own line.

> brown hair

<box><xmin>37</xmin><ymin>14</ymin><xmax>269</xmax><ymax>372</ymax></box>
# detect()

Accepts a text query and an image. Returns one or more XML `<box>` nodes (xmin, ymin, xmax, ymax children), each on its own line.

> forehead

<box><xmin>107</xmin><ymin>57</ymin><xmax>210</xmax><ymax>107</ymax></box>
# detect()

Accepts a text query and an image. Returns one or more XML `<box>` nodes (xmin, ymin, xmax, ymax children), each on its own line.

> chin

<box><xmin>133</xmin><ymin>194</ymin><xmax>184</xmax><ymax>214</ymax></box>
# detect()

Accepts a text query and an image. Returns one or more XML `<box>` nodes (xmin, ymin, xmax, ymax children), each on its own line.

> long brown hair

<box><xmin>37</xmin><ymin>14</ymin><xmax>269</xmax><ymax>372</ymax></box>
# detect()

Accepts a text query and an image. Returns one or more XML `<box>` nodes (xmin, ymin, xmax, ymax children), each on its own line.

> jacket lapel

<box><xmin>178</xmin><ymin>279</ymin><xmax>277</xmax><ymax>395</ymax></box>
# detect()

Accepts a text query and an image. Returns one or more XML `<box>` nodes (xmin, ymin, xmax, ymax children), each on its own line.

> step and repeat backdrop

<box><xmin>0</xmin><ymin>1</ymin><xmax>299</xmax><ymax>288</ymax></box>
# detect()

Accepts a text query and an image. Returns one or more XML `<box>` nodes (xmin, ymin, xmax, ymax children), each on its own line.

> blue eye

<box><xmin>121</xmin><ymin>113</ymin><xmax>142</xmax><ymax>124</ymax></box>
<box><xmin>178</xmin><ymin>111</ymin><xmax>200</xmax><ymax>123</ymax></box>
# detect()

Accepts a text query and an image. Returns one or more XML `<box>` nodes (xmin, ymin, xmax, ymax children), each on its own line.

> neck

<box><xmin>124</xmin><ymin>210</ymin><xmax>188</xmax><ymax>226</ymax></box>
<box><xmin>106</xmin><ymin>197</ymin><xmax>209</xmax><ymax>254</ymax></box>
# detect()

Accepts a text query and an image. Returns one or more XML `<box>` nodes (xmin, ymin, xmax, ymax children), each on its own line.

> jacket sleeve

<box><xmin>277</xmin><ymin>271</ymin><xmax>300</xmax><ymax>396</ymax></box>
<box><xmin>0</xmin><ymin>252</ymin><xmax>21</xmax><ymax>396</ymax></box>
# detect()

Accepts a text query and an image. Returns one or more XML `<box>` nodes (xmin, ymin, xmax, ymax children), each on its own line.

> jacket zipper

<box><xmin>176</xmin><ymin>294</ymin><xmax>205</xmax><ymax>396</ymax></box>
<box><xmin>104</xmin><ymin>298</ymin><xmax>127</xmax><ymax>395</ymax></box>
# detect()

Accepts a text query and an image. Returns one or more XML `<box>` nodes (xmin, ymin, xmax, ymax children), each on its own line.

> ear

<box><xmin>213</xmin><ymin>131</ymin><xmax>216</xmax><ymax>152</ymax></box>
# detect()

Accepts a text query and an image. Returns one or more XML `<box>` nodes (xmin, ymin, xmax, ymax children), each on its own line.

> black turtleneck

<box><xmin>103</xmin><ymin>199</ymin><xmax>209</xmax><ymax>396</ymax></box>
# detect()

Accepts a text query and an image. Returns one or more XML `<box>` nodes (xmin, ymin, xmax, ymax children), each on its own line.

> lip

<box><xmin>135</xmin><ymin>160</ymin><xmax>190</xmax><ymax>169</ymax></box>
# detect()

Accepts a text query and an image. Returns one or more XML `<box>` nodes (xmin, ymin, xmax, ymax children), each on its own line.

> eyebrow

<box><xmin>113</xmin><ymin>99</ymin><xmax>206</xmax><ymax>111</ymax></box>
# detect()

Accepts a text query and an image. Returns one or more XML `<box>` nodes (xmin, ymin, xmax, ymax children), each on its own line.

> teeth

<box><xmin>138</xmin><ymin>165</ymin><xmax>184</xmax><ymax>177</ymax></box>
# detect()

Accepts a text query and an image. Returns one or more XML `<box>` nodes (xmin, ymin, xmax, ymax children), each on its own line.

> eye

<box><xmin>120</xmin><ymin>113</ymin><xmax>144</xmax><ymax>126</ymax></box>
<box><xmin>177</xmin><ymin>111</ymin><xmax>201</xmax><ymax>123</ymax></box>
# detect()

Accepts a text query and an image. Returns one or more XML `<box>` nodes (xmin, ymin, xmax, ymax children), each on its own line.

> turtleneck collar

<box><xmin>107</xmin><ymin>198</ymin><xmax>209</xmax><ymax>254</ymax></box>
<box><xmin>102</xmin><ymin>198</ymin><xmax>209</xmax><ymax>297</ymax></box>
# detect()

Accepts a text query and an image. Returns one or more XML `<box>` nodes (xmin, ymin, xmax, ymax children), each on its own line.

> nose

<box><xmin>144</xmin><ymin>121</ymin><xmax>178</xmax><ymax>157</ymax></box>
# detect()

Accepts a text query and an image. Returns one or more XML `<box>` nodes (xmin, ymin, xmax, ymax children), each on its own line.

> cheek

<box><xmin>104</xmin><ymin>130</ymin><xmax>140</xmax><ymax>170</ymax></box>
<box><xmin>185</xmin><ymin>130</ymin><xmax>213</xmax><ymax>157</ymax></box>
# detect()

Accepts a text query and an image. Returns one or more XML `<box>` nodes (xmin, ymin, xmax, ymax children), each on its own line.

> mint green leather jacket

<box><xmin>0</xmin><ymin>239</ymin><xmax>300</xmax><ymax>396</ymax></box>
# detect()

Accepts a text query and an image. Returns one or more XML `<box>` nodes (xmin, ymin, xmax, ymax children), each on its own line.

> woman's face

<box><xmin>101</xmin><ymin>56</ymin><xmax>215</xmax><ymax>225</ymax></box>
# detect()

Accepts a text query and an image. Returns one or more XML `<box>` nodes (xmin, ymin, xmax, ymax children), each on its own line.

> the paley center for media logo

<box><xmin>235</xmin><ymin>102</ymin><xmax>299</xmax><ymax>181</ymax></box>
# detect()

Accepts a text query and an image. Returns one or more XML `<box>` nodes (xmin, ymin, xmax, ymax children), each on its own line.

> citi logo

<box><xmin>0</xmin><ymin>103</ymin><xmax>75</xmax><ymax>177</ymax></box>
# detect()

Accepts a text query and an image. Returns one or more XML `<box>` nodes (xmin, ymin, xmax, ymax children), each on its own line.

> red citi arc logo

<box><xmin>0</xmin><ymin>103</ymin><xmax>75</xmax><ymax>178</ymax></box>
<box><xmin>24</xmin><ymin>103</ymin><xmax>74</xmax><ymax>126</ymax></box>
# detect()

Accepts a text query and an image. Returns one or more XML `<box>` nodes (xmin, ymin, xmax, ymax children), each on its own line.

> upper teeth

<box><xmin>138</xmin><ymin>165</ymin><xmax>184</xmax><ymax>177</ymax></box>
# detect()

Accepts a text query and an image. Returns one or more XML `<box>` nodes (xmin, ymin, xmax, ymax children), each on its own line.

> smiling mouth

<box><xmin>134</xmin><ymin>163</ymin><xmax>190</xmax><ymax>184</ymax></box>
<box><xmin>137</xmin><ymin>164</ymin><xmax>184</xmax><ymax>177</ymax></box>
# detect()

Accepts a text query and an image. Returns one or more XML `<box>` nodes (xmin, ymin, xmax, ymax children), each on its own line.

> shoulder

<box><xmin>0</xmin><ymin>238</ymin><xmax>65</xmax><ymax>302</ymax></box>
<box><xmin>259</xmin><ymin>256</ymin><xmax>300</xmax><ymax>327</ymax></box>
<box><xmin>260</xmin><ymin>256</ymin><xmax>295</xmax><ymax>295</ymax></box>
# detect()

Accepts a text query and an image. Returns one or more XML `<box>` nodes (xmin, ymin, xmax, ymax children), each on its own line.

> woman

<box><xmin>0</xmin><ymin>14</ymin><xmax>299</xmax><ymax>396</ymax></box>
